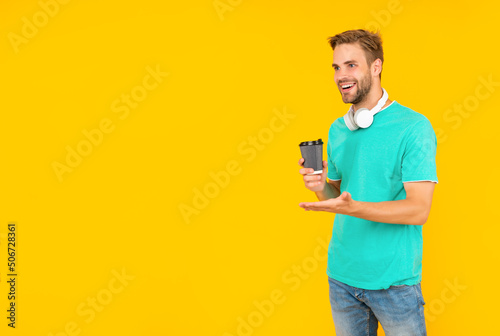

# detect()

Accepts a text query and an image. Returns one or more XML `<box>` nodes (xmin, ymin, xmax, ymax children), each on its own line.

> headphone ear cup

<box><xmin>354</xmin><ymin>108</ymin><xmax>374</xmax><ymax>128</ymax></box>
<box><xmin>343</xmin><ymin>110</ymin><xmax>358</xmax><ymax>131</ymax></box>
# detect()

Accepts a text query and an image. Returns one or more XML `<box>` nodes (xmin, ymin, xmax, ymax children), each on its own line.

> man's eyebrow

<box><xmin>332</xmin><ymin>60</ymin><xmax>358</xmax><ymax>67</ymax></box>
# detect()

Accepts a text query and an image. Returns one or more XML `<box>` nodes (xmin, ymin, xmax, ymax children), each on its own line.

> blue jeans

<box><xmin>328</xmin><ymin>276</ymin><xmax>427</xmax><ymax>336</ymax></box>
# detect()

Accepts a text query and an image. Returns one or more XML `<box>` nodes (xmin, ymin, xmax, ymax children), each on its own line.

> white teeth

<box><xmin>342</xmin><ymin>84</ymin><xmax>354</xmax><ymax>89</ymax></box>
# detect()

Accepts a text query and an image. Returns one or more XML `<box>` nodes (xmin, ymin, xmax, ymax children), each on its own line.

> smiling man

<box><xmin>298</xmin><ymin>30</ymin><xmax>438</xmax><ymax>335</ymax></box>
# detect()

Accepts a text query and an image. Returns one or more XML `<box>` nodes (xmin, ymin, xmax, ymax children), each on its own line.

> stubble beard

<box><xmin>341</xmin><ymin>73</ymin><xmax>372</xmax><ymax>105</ymax></box>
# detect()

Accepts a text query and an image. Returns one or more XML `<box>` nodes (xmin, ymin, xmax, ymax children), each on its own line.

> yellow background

<box><xmin>1</xmin><ymin>0</ymin><xmax>499</xmax><ymax>335</ymax></box>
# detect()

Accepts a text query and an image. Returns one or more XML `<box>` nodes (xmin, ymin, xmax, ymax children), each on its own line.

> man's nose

<box><xmin>336</xmin><ymin>72</ymin><xmax>349</xmax><ymax>83</ymax></box>
<box><xmin>336</xmin><ymin>68</ymin><xmax>349</xmax><ymax>80</ymax></box>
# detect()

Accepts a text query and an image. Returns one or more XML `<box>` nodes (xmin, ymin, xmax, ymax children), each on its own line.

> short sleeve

<box><xmin>327</xmin><ymin>134</ymin><xmax>341</xmax><ymax>181</ymax></box>
<box><xmin>401</xmin><ymin>118</ymin><xmax>438</xmax><ymax>183</ymax></box>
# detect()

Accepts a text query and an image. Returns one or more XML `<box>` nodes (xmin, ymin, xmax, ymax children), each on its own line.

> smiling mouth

<box><xmin>340</xmin><ymin>83</ymin><xmax>356</xmax><ymax>93</ymax></box>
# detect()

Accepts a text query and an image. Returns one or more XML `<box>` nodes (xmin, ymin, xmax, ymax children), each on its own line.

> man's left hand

<box><xmin>299</xmin><ymin>191</ymin><xmax>354</xmax><ymax>214</ymax></box>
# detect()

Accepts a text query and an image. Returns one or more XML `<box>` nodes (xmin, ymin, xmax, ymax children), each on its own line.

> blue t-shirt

<box><xmin>326</xmin><ymin>101</ymin><xmax>438</xmax><ymax>290</ymax></box>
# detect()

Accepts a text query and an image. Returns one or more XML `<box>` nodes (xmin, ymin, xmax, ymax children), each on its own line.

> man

<box><xmin>298</xmin><ymin>29</ymin><xmax>437</xmax><ymax>335</ymax></box>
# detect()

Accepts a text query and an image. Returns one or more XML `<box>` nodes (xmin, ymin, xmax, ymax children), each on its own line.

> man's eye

<box><xmin>349</xmin><ymin>64</ymin><xmax>356</xmax><ymax>67</ymax></box>
<box><xmin>334</xmin><ymin>66</ymin><xmax>340</xmax><ymax>70</ymax></box>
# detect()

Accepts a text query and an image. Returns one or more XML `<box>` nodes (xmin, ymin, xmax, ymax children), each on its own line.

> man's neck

<box><xmin>353</xmin><ymin>86</ymin><xmax>391</xmax><ymax>111</ymax></box>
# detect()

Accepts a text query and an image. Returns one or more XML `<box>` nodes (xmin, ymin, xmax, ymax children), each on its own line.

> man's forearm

<box><xmin>300</xmin><ymin>182</ymin><xmax>435</xmax><ymax>225</ymax></box>
<box><xmin>315</xmin><ymin>181</ymin><xmax>341</xmax><ymax>201</ymax></box>
<box><xmin>347</xmin><ymin>198</ymin><xmax>430</xmax><ymax>225</ymax></box>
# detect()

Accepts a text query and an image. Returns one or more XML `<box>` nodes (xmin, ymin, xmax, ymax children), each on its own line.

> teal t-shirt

<box><xmin>326</xmin><ymin>101</ymin><xmax>438</xmax><ymax>290</ymax></box>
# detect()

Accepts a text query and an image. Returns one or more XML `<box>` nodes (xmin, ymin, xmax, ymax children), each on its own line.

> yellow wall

<box><xmin>1</xmin><ymin>0</ymin><xmax>498</xmax><ymax>335</ymax></box>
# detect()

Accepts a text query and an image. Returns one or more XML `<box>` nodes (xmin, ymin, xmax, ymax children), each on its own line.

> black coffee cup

<box><xmin>299</xmin><ymin>139</ymin><xmax>323</xmax><ymax>174</ymax></box>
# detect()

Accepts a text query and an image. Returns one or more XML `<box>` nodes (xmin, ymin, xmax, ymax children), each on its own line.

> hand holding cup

<box><xmin>299</xmin><ymin>159</ymin><xmax>328</xmax><ymax>192</ymax></box>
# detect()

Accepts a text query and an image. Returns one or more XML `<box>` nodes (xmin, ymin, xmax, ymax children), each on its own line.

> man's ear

<box><xmin>371</xmin><ymin>58</ymin><xmax>382</xmax><ymax>77</ymax></box>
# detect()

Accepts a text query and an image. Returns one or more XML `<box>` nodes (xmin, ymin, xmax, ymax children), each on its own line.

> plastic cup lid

<box><xmin>299</xmin><ymin>139</ymin><xmax>323</xmax><ymax>146</ymax></box>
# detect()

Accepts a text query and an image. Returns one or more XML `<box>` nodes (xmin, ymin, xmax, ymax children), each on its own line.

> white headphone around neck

<box><xmin>343</xmin><ymin>88</ymin><xmax>389</xmax><ymax>131</ymax></box>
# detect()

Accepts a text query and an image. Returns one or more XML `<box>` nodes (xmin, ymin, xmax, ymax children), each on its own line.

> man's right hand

<box><xmin>298</xmin><ymin>158</ymin><xmax>328</xmax><ymax>192</ymax></box>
